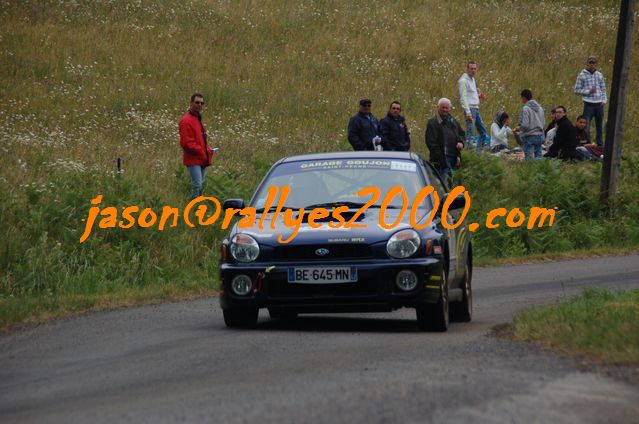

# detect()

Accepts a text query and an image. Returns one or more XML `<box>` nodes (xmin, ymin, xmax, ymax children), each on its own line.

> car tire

<box><xmin>450</xmin><ymin>261</ymin><xmax>472</xmax><ymax>322</ymax></box>
<box><xmin>268</xmin><ymin>308</ymin><xmax>298</xmax><ymax>320</ymax></box>
<box><xmin>223</xmin><ymin>308</ymin><xmax>259</xmax><ymax>328</ymax></box>
<box><xmin>416</xmin><ymin>269</ymin><xmax>449</xmax><ymax>332</ymax></box>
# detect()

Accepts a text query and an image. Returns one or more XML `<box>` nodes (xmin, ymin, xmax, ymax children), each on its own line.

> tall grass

<box><xmin>1</xmin><ymin>0</ymin><xmax>638</xmax><ymax>324</ymax></box>
<box><xmin>458</xmin><ymin>153</ymin><xmax>639</xmax><ymax>258</ymax></box>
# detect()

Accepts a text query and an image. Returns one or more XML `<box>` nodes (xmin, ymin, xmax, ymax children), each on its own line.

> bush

<box><xmin>457</xmin><ymin>154</ymin><xmax>639</xmax><ymax>258</ymax></box>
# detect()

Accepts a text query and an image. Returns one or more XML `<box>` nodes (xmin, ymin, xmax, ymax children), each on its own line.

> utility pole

<box><xmin>601</xmin><ymin>0</ymin><xmax>636</xmax><ymax>203</ymax></box>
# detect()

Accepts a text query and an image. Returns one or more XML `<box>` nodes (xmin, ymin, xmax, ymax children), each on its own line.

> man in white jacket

<box><xmin>458</xmin><ymin>61</ymin><xmax>487</xmax><ymax>152</ymax></box>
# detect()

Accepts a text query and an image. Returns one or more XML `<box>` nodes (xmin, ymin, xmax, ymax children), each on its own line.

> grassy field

<box><xmin>513</xmin><ymin>288</ymin><xmax>639</xmax><ymax>364</ymax></box>
<box><xmin>1</xmin><ymin>0</ymin><xmax>639</xmax><ymax>326</ymax></box>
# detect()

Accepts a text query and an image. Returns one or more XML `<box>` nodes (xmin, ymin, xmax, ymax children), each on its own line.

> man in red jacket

<box><xmin>179</xmin><ymin>93</ymin><xmax>214</xmax><ymax>199</ymax></box>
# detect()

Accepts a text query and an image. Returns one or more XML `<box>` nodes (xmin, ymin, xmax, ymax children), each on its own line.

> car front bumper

<box><xmin>220</xmin><ymin>258</ymin><xmax>444</xmax><ymax>312</ymax></box>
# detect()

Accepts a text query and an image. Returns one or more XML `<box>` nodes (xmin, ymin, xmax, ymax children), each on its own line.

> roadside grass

<box><xmin>0</xmin><ymin>282</ymin><xmax>217</xmax><ymax>332</ymax></box>
<box><xmin>473</xmin><ymin>247</ymin><xmax>639</xmax><ymax>268</ymax></box>
<box><xmin>1</xmin><ymin>0</ymin><xmax>639</xmax><ymax>327</ymax></box>
<box><xmin>512</xmin><ymin>288</ymin><xmax>639</xmax><ymax>364</ymax></box>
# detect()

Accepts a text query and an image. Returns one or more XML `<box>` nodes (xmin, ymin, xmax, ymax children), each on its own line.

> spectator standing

<box><xmin>379</xmin><ymin>101</ymin><xmax>411</xmax><ymax>151</ymax></box>
<box><xmin>348</xmin><ymin>99</ymin><xmax>381</xmax><ymax>151</ymax></box>
<box><xmin>514</xmin><ymin>89</ymin><xmax>545</xmax><ymax>160</ymax></box>
<box><xmin>425</xmin><ymin>98</ymin><xmax>465</xmax><ymax>181</ymax></box>
<box><xmin>545</xmin><ymin>106</ymin><xmax>580</xmax><ymax>161</ymax></box>
<box><xmin>574</xmin><ymin>56</ymin><xmax>607</xmax><ymax>146</ymax></box>
<box><xmin>458</xmin><ymin>61</ymin><xmax>488</xmax><ymax>151</ymax></box>
<box><xmin>179</xmin><ymin>93</ymin><xmax>214</xmax><ymax>199</ymax></box>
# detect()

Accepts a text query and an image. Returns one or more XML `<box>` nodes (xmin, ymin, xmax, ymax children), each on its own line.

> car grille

<box><xmin>267</xmin><ymin>278</ymin><xmax>378</xmax><ymax>298</ymax></box>
<box><xmin>272</xmin><ymin>244</ymin><xmax>373</xmax><ymax>261</ymax></box>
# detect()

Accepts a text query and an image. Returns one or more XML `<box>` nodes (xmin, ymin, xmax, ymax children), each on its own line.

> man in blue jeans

<box><xmin>179</xmin><ymin>93</ymin><xmax>214</xmax><ymax>199</ymax></box>
<box><xmin>458</xmin><ymin>61</ymin><xmax>488</xmax><ymax>151</ymax></box>
<box><xmin>514</xmin><ymin>89</ymin><xmax>545</xmax><ymax>160</ymax></box>
<box><xmin>574</xmin><ymin>56</ymin><xmax>607</xmax><ymax>147</ymax></box>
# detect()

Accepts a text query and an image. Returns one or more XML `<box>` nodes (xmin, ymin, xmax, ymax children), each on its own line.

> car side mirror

<box><xmin>440</xmin><ymin>193</ymin><xmax>466</xmax><ymax>211</ymax></box>
<box><xmin>223</xmin><ymin>199</ymin><xmax>245</xmax><ymax>210</ymax></box>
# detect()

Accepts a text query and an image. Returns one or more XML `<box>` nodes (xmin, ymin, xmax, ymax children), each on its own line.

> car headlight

<box><xmin>229</xmin><ymin>234</ymin><xmax>260</xmax><ymax>263</ymax></box>
<box><xmin>386</xmin><ymin>229</ymin><xmax>421</xmax><ymax>259</ymax></box>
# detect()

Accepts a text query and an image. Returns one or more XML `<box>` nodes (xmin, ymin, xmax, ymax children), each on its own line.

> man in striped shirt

<box><xmin>574</xmin><ymin>56</ymin><xmax>607</xmax><ymax>146</ymax></box>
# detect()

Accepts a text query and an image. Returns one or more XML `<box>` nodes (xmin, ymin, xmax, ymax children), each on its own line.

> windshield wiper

<box><xmin>304</xmin><ymin>201</ymin><xmax>366</xmax><ymax>209</ymax></box>
<box><xmin>254</xmin><ymin>205</ymin><xmax>300</xmax><ymax>213</ymax></box>
<box><xmin>304</xmin><ymin>201</ymin><xmax>398</xmax><ymax>209</ymax></box>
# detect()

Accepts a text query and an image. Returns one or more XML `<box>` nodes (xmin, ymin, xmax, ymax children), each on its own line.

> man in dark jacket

<box><xmin>179</xmin><ymin>93</ymin><xmax>214</xmax><ymax>198</ymax></box>
<box><xmin>545</xmin><ymin>106</ymin><xmax>580</xmax><ymax>161</ymax></box>
<box><xmin>379</xmin><ymin>101</ymin><xmax>410</xmax><ymax>151</ymax></box>
<box><xmin>425</xmin><ymin>98</ymin><xmax>465</xmax><ymax>180</ymax></box>
<box><xmin>348</xmin><ymin>99</ymin><xmax>380</xmax><ymax>151</ymax></box>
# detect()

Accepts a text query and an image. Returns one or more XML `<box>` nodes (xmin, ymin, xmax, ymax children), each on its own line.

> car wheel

<box><xmin>450</xmin><ymin>261</ymin><xmax>472</xmax><ymax>322</ymax></box>
<box><xmin>268</xmin><ymin>308</ymin><xmax>298</xmax><ymax>320</ymax></box>
<box><xmin>416</xmin><ymin>268</ymin><xmax>449</xmax><ymax>332</ymax></box>
<box><xmin>223</xmin><ymin>308</ymin><xmax>259</xmax><ymax>328</ymax></box>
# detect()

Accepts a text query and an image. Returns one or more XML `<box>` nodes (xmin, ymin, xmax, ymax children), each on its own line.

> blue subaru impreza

<box><xmin>219</xmin><ymin>151</ymin><xmax>472</xmax><ymax>331</ymax></box>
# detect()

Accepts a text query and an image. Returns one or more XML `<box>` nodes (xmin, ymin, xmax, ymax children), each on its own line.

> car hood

<box><xmin>229</xmin><ymin>208</ymin><xmax>434</xmax><ymax>246</ymax></box>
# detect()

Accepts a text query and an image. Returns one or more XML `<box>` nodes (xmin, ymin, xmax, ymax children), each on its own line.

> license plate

<box><xmin>288</xmin><ymin>267</ymin><xmax>357</xmax><ymax>284</ymax></box>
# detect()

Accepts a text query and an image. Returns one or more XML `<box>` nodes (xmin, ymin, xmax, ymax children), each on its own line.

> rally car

<box><xmin>219</xmin><ymin>151</ymin><xmax>472</xmax><ymax>331</ymax></box>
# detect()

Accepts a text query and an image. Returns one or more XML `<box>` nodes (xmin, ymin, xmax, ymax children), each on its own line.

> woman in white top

<box><xmin>490</xmin><ymin>111</ymin><xmax>513</xmax><ymax>152</ymax></box>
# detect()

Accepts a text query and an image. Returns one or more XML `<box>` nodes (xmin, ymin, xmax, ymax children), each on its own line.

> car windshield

<box><xmin>251</xmin><ymin>158</ymin><xmax>431</xmax><ymax>211</ymax></box>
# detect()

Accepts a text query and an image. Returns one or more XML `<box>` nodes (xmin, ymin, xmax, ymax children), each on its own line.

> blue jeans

<box><xmin>576</xmin><ymin>146</ymin><xmax>594</xmax><ymax>161</ymax></box>
<box><xmin>466</xmin><ymin>107</ymin><xmax>488</xmax><ymax>151</ymax></box>
<box><xmin>523</xmin><ymin>135</ymin><xmax>543</xmax><ymax>160</ymax></box>
<box><xmin>582</xmin><ymin>102</ymin><xmax>604</xmax><ymax>146</ymax></box>
<box><xmin>187</xmin><ymin>165</ymin><xmax>207</xmax><ymax>199</ymax></box>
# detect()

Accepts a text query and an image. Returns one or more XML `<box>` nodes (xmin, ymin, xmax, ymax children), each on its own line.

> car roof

<box><xmin>278</xmin><ymin>151</ymin><xmax>421</xmax><ymax>164</ymax></box>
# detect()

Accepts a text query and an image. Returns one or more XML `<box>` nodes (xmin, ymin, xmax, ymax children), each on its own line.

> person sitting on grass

<box><xmin>576</xmin><ymin>142</ymin><xmax>604</xmax><ymax>161</ymax></box>
<box><xmin>577</xmin><ymin>143</ymin><xmax>604</xmax><ymax>161</ymax></box>
<box><xmin>490</xmin><ymin>111</ymin><xmax>513</xmax><ymax>153</ymax></box>
<box><xmin>575</xmin><ymin>115</ymin><xmax>604</xmax><ymax>161</ymax></box>
<box><xmin>575</xmin><ymin>115</ymin><xmax>591</xmax><ymax>146</ymax></box>
<box><xmin>544</xmin><ymin>105</ymin><xmax>580</xmax><ymax>161</ymax></box>
<box><xmin>543</xmin><ymin>107</ymin><xmax>558</xmax><ymax>153</ymax></box>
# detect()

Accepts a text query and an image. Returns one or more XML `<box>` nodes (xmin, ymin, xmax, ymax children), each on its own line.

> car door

<box><xmin>418</xmin><ymin>158</ymin><xmax>458</xmax><ymax>282</ymax></box>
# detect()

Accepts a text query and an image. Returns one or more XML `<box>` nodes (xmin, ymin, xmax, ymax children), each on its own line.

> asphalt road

<box><xmin>1</xmin><ymin>255</ymin><xmax>639</xmax><ymax>424</ymax></box>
